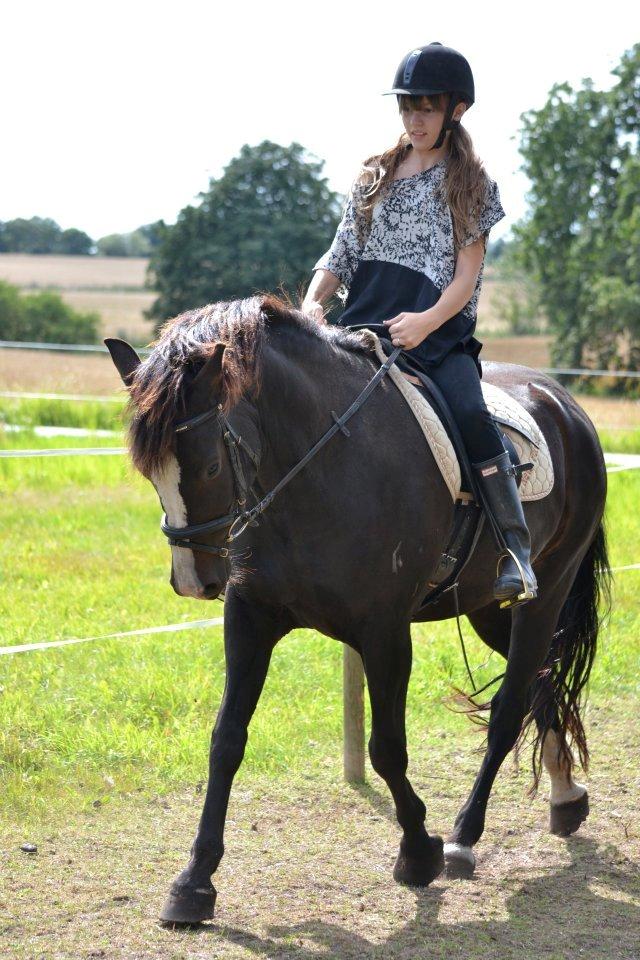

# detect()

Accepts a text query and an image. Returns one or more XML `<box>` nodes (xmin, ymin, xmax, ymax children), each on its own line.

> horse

<box><xmin>106</xmin><ymin>292</ymin><xmax>610</xmax><ymax>925</ymax></box>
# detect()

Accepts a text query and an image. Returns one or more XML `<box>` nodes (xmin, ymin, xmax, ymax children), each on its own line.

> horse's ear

<box><xmin>189</xmin><ymin>342</ymin><xmax>227</xmax><ymax>402</ymax></box>
<box><xmin>104</xmin><ymin>338</ymin><xmax>141</xmax><ymax>386</ymax></box>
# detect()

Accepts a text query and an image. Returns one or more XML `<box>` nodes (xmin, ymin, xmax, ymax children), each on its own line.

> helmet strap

<box><xmin>432</xmin><ymin>92</ymin><xmax>464</xmax><ymax>150</ymax></box>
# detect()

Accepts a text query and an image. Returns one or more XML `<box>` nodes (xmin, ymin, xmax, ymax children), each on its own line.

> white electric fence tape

<box><xmin>0</xmin><ymin>447</ymin><xmax>126</xmax><ymax>458</ymax></box>
<box><xmin>0</xmin><ymin>559</ymin><xmax>637</xmax><ymax>657</ymax></box>
<box><xmin>0</xmin><ymin>617</ymin><xmax>225</xmax><ymax>657</ymax></box>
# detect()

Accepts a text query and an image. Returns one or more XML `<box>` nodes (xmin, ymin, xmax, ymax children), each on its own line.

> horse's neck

<box><xmin>256</xmin><ymin>332</ymin><xmax>373</xmax><ymax>476</ymax></box>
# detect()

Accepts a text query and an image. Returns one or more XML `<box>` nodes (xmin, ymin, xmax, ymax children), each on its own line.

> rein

<box><xmin>160</xmin><ymin>343</ymin><xmax>402</xmax><ymax>555</ymax></box>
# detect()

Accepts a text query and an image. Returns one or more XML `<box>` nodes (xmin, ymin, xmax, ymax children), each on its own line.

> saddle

<box><xmin>347</xmin><ymin>325</ymin><xmax>554</xmax><ymax>610</ymax></box>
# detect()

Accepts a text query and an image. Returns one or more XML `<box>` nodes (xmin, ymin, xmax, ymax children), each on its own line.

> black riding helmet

<box><xmin>383</xmin><ymin>42</ymin><xmax>475</xmax><ymax>150</ymax></box>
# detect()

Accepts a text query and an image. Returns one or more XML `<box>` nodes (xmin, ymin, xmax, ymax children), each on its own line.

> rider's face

<box><xmin>399</xmin><ymin>95</ymin><xmax>466</xmax><ymax>150</ymax></box>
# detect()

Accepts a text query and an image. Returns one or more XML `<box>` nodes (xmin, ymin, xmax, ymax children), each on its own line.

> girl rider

<box><xmin>303</xmin><ymin>42</ymin><xmax>537</xmax><ymax>607</ymax></box>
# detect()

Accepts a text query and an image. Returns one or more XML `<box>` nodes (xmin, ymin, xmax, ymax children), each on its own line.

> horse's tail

<box><xmin>521</xmin><ymin>518</ymin><xmax>612</xmax><ymax>792</ymax></box>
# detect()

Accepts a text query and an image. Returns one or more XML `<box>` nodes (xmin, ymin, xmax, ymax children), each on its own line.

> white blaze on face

<box><xmin>152</xmin><ymin>454</ymin><xmax>203</xmax><ymax>596</ymax></box>
<box><xmin>542</xmin><ymin>729</ymin><xmax>587</xmax><ymax>806</ymax></box>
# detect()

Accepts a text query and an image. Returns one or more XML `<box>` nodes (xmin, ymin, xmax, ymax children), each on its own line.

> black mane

<box><xmin>127</xmin><ymin>292</ymin><xmax>368</xmax><ymax>474</ymax></box>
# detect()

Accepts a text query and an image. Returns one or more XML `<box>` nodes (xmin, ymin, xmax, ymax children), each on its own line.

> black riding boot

<box><xmin>473</xmin><ymin>450</ymin><xmax>538</xmax><ymax>607</ymax></box>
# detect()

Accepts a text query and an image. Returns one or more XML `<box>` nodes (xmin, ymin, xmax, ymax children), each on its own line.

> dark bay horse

<box><xmin>106</xmin><ymin>293</ymin><xmax>610</xmax><ymax>924</ymax></box>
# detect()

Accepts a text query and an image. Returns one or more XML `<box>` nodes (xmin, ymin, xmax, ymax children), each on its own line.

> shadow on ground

<box><xmin>185</xmin><ymin>836</ymin><xmax>638</xmax><ymax>960</ymax></box>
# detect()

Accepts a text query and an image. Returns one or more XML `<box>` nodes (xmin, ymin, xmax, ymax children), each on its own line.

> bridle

<box><xmin>160</xmin><ymin>405</ymin><xmax>260</xmax><ymax>557</ymax></box>
<box><xmin>160</xmin><ymin>338</ymin><xmax>402</xmax><ymax>558</ymax></box>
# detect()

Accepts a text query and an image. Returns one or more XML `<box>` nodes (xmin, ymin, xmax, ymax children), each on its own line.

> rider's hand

<box><xmin>383</xmin><ymin>311</ymin><xmax>435</xmax><ymax>349</ymax></box>
<box><xmin>303</xmin><ymin>300</ymin><xmax>327</xmax><ymax>325</ymax></box>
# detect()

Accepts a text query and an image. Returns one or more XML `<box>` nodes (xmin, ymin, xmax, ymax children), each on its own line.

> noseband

<box><xmin>160</xmin><ymin>341</ymin><xmax>402</xmax><ymax>558</ymax></box>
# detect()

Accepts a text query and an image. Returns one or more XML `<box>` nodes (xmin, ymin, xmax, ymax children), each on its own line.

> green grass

<box><xmin>0</xmin><ymin>427</ymin><xmax>639</xmax><ymax>825</ymax></box>
<box><xmin>1</xmin><ymin>407</ymin><xmax>638</xmax><ymax>960</ymax></box>
<box><xmin>598</xmin><ymin>427</ymin><xmax>640</xmax><ymax>453</ymax></box>
<box><xmin>0</xmin><ymin>396</ymin><xmax>126</xmax><ymax>431</ymax></box>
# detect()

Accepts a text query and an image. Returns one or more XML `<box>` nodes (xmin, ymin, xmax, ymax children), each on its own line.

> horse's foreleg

<box><xmin>362</xmin><ymin>627</ymin><xmax>444</xmax><ymax>887</ymax></box>
<box><xmin>160</xmin><ymin>591</ymin><xmax>286</xmax><ymax>925</ymax></box>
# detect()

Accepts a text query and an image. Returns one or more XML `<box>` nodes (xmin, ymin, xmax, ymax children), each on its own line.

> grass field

<box><xmin>1</xmin><ymin>374</ymin><xmax>639</xmax><ymax>957</ymax></box>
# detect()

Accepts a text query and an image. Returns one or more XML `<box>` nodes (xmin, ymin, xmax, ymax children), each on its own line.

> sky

<box><xmin>2</xmin><ymin>0</ymin><xmax>637</xmax><ymax>244</ymax></box>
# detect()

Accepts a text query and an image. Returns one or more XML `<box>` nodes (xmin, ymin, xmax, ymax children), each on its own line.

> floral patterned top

<box><xmin>312</xmin><ymin>155</ymin><xmax>506</xmax><ymax>371</ymax></box>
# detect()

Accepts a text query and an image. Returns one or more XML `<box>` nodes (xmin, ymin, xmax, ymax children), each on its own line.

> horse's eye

<box><xmin>207</xmin><ymin>462</ymin><xmax>221</xmax><ymax>479</ymax></box>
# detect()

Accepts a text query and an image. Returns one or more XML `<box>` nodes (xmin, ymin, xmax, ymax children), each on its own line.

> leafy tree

<box><xmin>0</xmin><ymin>280</ymin><xmax>99</xmax><ymax>343</ymax></box>
<box><xmin>96</xmin><ymin>233</ymin><xmax>131</xmax><ymax>257</ymax></box>
<box><xmin>512</xmin><ymin>43</ymin><xmax>640</xmax><ymax>368</ymax></box>
<box><xmin>0</xmin><ymin>218</ymin><xmax>94</xmax><ymax>254</ymax></box>
<box><xmin>96</xmin><ymin>221</ymin><xmax>166</xmax><ymax>257</ymax></box>
<box><xmin>485</xmin><ymin>236</ymin><xmax>507</xmax><ymax>264</ymax></box>
<box><xmin>58</xmin><ymin>227</ymin><xmax>93</xmax><ymax>255</ymax></box>
<box><xmin>135</xmin><ymin>221</ymin><xmax>166</xmax><ymax>253</ymax></box>
<box><xmin>147</xmin><ymin>140</ymin><xmax>343</xmax><ymax>326</ymax></box>
<box><xmin>1</xmin><ymin>217</ymin><xmax>62</xmax><ymax>254</ymax></box>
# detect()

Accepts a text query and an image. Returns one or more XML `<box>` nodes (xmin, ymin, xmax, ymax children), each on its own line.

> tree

<box><xmin>512</xmin><ymin>44</ymin><xmax>640</xmax><ymax>368</ymax></box>
<box><xmin>147</xmin><ymin>141</ymin><xmax>343</xmax><ymax>326</ymax></box>
<box><xmin>0</xmin><ymin>280</ymin><xmax>99</xmax><ymax>343</ymax></box>
<box><xmin>0</xmin><ymin>218</ymin><xmax>94</xmax><ymax>254</ymax></box>
<box><xmin>58</xmin><ymin>227</ymin><xmax>93</xmax><ymax>255</ymax></box>
<box><xmin>96</xmin><ymin>221</ymin><xmax>166</xmax><ymax>257</ymax></box>
<box><xmin>1</xmin><ymin>217</ymin><xmax>62</xmax><ymax>254</ymax></box>
<box><xmin>96</xmin><ymin>233</ymin><xmax>131</xmax><ymax>257</ymax></box>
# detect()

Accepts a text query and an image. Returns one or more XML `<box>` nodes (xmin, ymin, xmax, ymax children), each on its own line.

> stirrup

<box><xmin>496</xmin><ymin>547</ymin><xmax>537</xmax><ymax>610</ymax></box>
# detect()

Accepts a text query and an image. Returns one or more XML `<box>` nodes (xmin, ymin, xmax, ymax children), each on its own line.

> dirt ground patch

<box><xmin>2</xmin><ymin>705</ymin><xmax>638</xmax><ymax>960</ymax></box>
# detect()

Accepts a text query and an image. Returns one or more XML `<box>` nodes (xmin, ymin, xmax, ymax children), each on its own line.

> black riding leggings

<box><xmin>420</xmin><ymin>349</ymin><xmax>506</xmax><ymax>463</ymax></box>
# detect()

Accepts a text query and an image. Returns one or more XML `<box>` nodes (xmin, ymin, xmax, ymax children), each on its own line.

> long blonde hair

<box><xmin>355</xmin><ymin>93</ymin><xmax>490</xmax><ymax>251</ymax></box>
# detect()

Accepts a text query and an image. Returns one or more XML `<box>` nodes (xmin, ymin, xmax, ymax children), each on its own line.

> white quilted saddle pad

<box><xmin>365</xmin><ymin>334</ymin><xmax>554</xmax><ymax>503</ymax></box>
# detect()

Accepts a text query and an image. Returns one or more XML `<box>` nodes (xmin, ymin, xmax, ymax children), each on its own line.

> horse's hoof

<box><xmin>393</xmin><ymin>834</ymin><xmax>444</xmax><ymax>887</ymax></box>
<box><xmin>443</xmin><ymin>842</ymin><xmax>476</xmax><ymax>879</ymax></box>
<box><xmin>550</xmin><ymin>790</ymin><xmax>589</xmax><ymax>837</ymax></box>
<box><xmin>159</xmin><ymin>882</ymin><xmax>217</xmax><ymax>926</ymax></box>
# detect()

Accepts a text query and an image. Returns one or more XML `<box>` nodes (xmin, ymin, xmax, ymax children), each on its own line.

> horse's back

<box><xmin>480</xmin><ymin>359</ymin><xmax>606</xmax><ymax>514</ymax></box>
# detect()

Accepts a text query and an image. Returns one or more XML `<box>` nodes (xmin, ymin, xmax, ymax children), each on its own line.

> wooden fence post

<box><xmin>343</xmin><ymin>645</ymin><xmax>365</xmax><ymax>782</ymax></box>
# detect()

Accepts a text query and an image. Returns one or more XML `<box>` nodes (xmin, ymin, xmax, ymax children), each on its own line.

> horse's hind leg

<box><xmin>446</xmin><ymin>604</ymin><xmax>589</xmax><ymax>873</ymax></box>
<box><xmin>443</xmin><ymin>577</ymin><xmax>576</xmax><ymax>878</ymax></box>
<box><xmin>361</xmin><ymin>624</ymin><xmax>444</xmax><ymax>886</ymax></box>
<box><xmin>539</xmin><ymin>723</ymin><xmax>589</xmax><ymax>836</ymax></box>
<box><xmin>160</xmin><ymin>589</ymin><xmax>288</xmax><ymax>925</ymax></box>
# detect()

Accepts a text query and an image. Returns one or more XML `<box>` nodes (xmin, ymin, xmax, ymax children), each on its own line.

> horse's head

<box><xmin>106</xmin><ymin>336</ymin><xmax>258</xmax><ymax>600</ymax></box>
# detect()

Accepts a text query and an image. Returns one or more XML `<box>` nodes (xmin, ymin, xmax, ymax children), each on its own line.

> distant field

<box><xmin>62</xmin><ymin>290</ymin><xmax>156</xmax><ymax>341</ymax></box>
<box><xmin>0</xmin><ymin>348</ymin><xmax>126</xmax><ymax>395</ymax></box>
<box><xmin>0</xmin><ymin>253</ymin><xmax>150</xmax><ymax>289</ymax></box>
<box><xmin>481</xmin><ymin>334</ymin><xmax>551</xmax><ymax>367</ymax></box>
<box><xmin>475</xmin><ymin>268</ymin><xmax>511</xmax><ymax>333</ymax></box>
